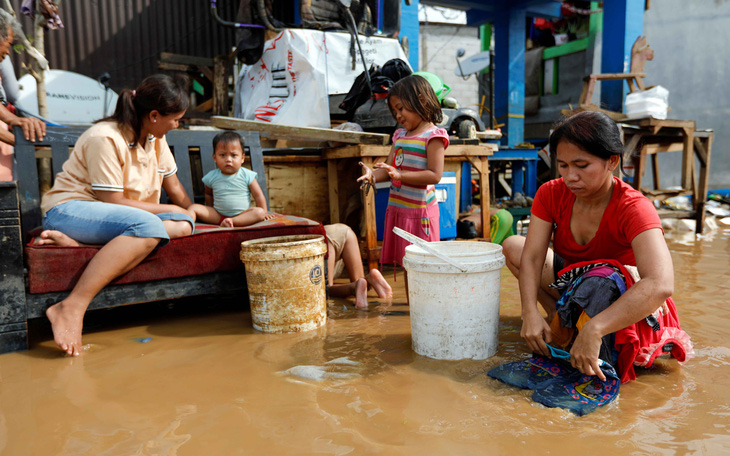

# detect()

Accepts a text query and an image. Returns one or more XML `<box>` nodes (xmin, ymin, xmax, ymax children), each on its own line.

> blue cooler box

<box><xmin>375</xmin><ymin>171</ymin><xmax>457</xmax><ymax>240</ymax></box>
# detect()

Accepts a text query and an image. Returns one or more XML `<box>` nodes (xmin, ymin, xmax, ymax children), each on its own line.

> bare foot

<box><xmin>35</xmin><ymin>230</ymin><xmax>81</xmax><ymax>247</ymax></box>
<box><xmin>45</xmin><ymin>301</ymin><xmax>85</xmax><ymax>356</ymax></box>
<box><xmin>365</xmin><ymin>269</ymin><xmax>393</xmax><ymax>298</ymax></box>
<box><xmin>354</xmin><ymin>278</ymin><xmax>368</xmax><ymax>309</ymax></box>
<box><xmin>220</xmin><ymin>217</ymin><xmax>234</xmax><ymax>228</ymax></box>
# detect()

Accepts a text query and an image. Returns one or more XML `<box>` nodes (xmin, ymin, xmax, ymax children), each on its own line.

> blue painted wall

<box><xmin>600</xmin><ymin>0</ymin><xmax>644</xmax><ymax>112</ymax></box>
<box><xmin>494</xmin><ymin>7</ymin><xmax>526</xmax><ymax>147</ymax></box>
<box><xmin>400</xmin><ymin>0</ymin><xmax>420</xmax><ymax>69</ymax></box>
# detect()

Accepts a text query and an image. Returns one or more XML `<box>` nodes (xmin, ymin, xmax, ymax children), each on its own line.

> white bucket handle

<box><xmin>393</xmin><ymin>227</ymin><xmax>468</xmax><ymax>272</ymax></box>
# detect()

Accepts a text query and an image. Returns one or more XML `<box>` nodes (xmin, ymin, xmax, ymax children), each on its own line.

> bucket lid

<box><xmin>413</xmin><ymin>71</ymin><xmax>451</xmax><ymax>102</ymax></box>
<box><xmin>240</xmin><ymin>234</ymin><xmax>327</xmax><ymax>262</ymax></box>
<box><xmin>402</xmin><ymin>241</ymin><xmax>505</xmax><ymax>273</ymax></box>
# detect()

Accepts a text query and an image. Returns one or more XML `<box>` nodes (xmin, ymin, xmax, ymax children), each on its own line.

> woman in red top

<box><xmin>503</xmin><ymin>111</ymin><xmax>674</xmax><ymax>381</ymax></box>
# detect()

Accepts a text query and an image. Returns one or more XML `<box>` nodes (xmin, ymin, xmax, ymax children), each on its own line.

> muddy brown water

<box><xmin>1</xmin><ymin>229</ymin><xmax>729</xmax><ymax>455</ymax></box>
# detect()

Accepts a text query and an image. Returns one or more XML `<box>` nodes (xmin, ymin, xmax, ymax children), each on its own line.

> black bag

<box><xmin>338</xmin><ymin>58</ymin><xmax>412</xmax><ymax>120</ymax></box>
<box><xmin>339</xmin><ymin>64</ymin><xmax>380</xmax><ymax>120</ymax></box>
<box><xmin>380</xmin><ymin>58</ymin><xmax>411</xmax><ymax>83</ymax></box>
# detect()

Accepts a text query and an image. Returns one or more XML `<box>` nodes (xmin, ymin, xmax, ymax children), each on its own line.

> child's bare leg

<box><xmin>223</xmin><ymin>207</ymin><xmax>267</xmax><ymax>227</ymax></box>
<box><xmin>46</xmin><ymin>235</ymin><xmax>159</xmax><ymax>356</ymax></box>
<box><xmin>340</xmin><ymin>227</ymin><xmax>365</xmax><ymax>280</ymax></box>
<box><xmin>354</xmin><ymin>278</ymin><xmax>368</xmax><ymax>308</ymax></box>
<box><xmin>364</xmin><ymin>269</ymin><xmax>392</xmax><ymax>298</ymax></box>
<box><xmin>190</xmin><ymin>204</ymin><xmax>224</xmax><ymax>225</ymax></box>
<box><xmin>502</xmin><ymin>235</ymin><xmax>560</xmax><ymax>320</ymax></box>
<box><xmin>327</xmin><ymin>240</ymin><xmax>337</xmax><ymax>286</ymax></box>
<box><xmin>328</xmin><ymin>278</ymin><xmax>368</xmax><ymax>309</ymax></box>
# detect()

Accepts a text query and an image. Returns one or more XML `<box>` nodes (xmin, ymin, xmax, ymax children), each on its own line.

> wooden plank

<box><xmin>195</xmin><ymin>98</ymin><xmax>214</xmax><ymax>112</ymax></box>
<box><xmin>213</xmin><ymin>55</ymin><xmax>230</xmax><ymax>116</ymax></box>
<box><xmin>266</xmin><ymin>161</ymin><xmax>329</xmax><ymax>222</ymax></box>
<box><xmin>328</xmin><ymin>160</ymin><xmax>340</xmax><ymax>224</ymax></box>
<box><xmin>263</xmin><ymin>156</ymin><xmax>322</xmax><ymax>163</ymax></box>
<box><xmin>211</xmin><ymin>116</ymin><xmax>390</xmax><ymax>145</ymax></box>
<box><xmin>589</xmin><ymin>72</ymin><xmax>646</xmax><ymax>80</ymax></box>
<box><xmin>159</xmin><ymin>52</ymin><xmax>215</xmax><ymax>68</ymax></box>
<box><xmin>158</xmin><ymin>62</ymin><xmax>194</xmax><ymax>73</ymax></box>
<box><xmin>323</xmin><ymin>143</ymin><xmax>496</xmax><ymax>160</ymax></box>
<box><xmin>479</xmin><ymin>156</ymin><xmax>491</xmax><ymax>241</ymax></box>
<box><xmin>681</xmin><ymin>126</ymin><xmax>694</xmax><ymax>190</ymax></box>
<box><xmin>197</xmin><ymin>65</ymin><xmax>215</xmax><ymax>83</ymax></box>
<box><xmin>26</xmin><ymin>271</ymin><xmax>247</xmax><ymax>319</ymax></box>
<box><xmin>323</xmin><ymin>145</ymin><xmax>391</xmax><ymax>159</ymax></box>
<box><xmin>694</xmin><ymin>132</ymin><xmax>713</xmax><ymax>234</ymax></box>
<box><xmin>361</xmin><ymin>156</ymin><xmax>378</xmax><ymax>271</ymax></box>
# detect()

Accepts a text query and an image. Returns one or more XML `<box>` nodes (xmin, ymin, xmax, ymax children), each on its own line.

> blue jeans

<box><xmin>43</xmin><ymin>200</ymin><xmax>194</xmax><ymax>247</ymax></box>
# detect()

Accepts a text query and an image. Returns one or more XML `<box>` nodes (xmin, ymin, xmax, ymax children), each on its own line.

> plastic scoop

<box><xmin>393</xmin><ymin>227</ymin><xmax>467</xmax><ymax>272</ymax></box>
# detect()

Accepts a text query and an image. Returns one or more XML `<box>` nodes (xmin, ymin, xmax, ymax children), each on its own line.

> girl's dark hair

<box><xmin>213</xmin><ymin>131</ymin><xmax>245</xmax><ymax>152</ymax></box>
<box><xmin>549</xmin><ymin>110</ymin><xmax>626</xmax><ymax>171</ymax></box>
<box><xmin>97</xmin><ymin>73</ymin><xmax>190</xmax><ymax>146</ymax></box>
<box><xmin>387</xmin><ymin>74</ymin><xmax>443</xmax><ymax>125</ymax></box>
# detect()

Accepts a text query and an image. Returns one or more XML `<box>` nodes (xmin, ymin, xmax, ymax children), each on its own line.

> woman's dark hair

<box><xmin>97</xmin><ymin>73</ymin><xmax>190</xmax><ymax>146</ymax></box>
<box><xmin>387</xmin><ymin>74</ymin><xmax>443</xmax><ymax>125</ymax></box>
<box><xmin>212</xmin><ymin>131</ymin><xmax>245</xmax><ymax>153</ymax></box>
<box><xmin>549</xmin><ymin>110</ymin><xmax>625</xmax><ymax>166</ymax></box>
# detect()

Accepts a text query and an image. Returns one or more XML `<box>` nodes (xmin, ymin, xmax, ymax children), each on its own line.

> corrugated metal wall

<box><xmin>8</xmin><ymin>0</ymin><xmax>239</xmax><ymax>91</ymax></box>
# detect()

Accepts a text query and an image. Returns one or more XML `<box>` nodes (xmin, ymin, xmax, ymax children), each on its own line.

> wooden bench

<box><xmin>0</xmin><ymin>126</ymin><xmax>325</xmax><ymax>354</ymax></box>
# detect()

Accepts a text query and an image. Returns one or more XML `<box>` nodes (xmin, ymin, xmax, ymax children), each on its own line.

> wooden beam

<box><xmin>211</xmin><ymin>116</ymin><xmax>390</xmax><ymax>145</ymax></box>
<box><xmin>212</xmin><ymin>55</ymin><xmax>230</xmax><ymax>116</ymax></box>
<box><xmin>159</xmin><ymin>52</ymin><xmax>215</xmax><ymax>68</ymax></box>
<box><xmin>194</xmin><ymin>98</ymin><xmax>213</xmax><ymax>113</ymax></box>
<box><xmin>328</xmin><ymin>160</ymin><xmax>340</xmax><ymax>225</ymax></box>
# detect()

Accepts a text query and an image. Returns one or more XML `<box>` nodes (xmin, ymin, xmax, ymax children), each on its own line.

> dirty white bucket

<box><xmin>402</xmin><ymin>241</ymin><xmax>505</xmax><ymax>360</ymax></box>
<box><xmin>240</xmin><ymin>235</ymin><xmax>327</xmax><ymax>333</ymax></box>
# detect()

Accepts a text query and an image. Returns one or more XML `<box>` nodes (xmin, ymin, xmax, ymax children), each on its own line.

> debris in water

<box><xmin>280</xmin><ymin>365</ymin><xmax>356</xmax><ymax>381</ymax></box>
<box><xmin>325</xmin><ymin>357</ymin><xmax>360</xmax><ymax>366</ymax></box>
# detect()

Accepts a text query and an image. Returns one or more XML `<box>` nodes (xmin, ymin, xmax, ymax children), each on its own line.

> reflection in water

<box><xmin>1</xmin><ymin>229</ymin><xmax>730</xmax><ymax>454</ymax></box>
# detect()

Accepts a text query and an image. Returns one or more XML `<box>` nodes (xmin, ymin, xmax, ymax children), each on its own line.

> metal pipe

<box><xmin>210</xmin><ymin>0</ymin><xmax>266</xmax><ymax>29</ymax></box>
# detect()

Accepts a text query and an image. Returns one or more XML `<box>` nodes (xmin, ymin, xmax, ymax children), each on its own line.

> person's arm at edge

<box><xmin>519</xmin><ymin>215</ymin><xmax>554</xmax><ymax>357</ymax></box>
<box><xmin>358</xmin><ymin>146</ymin><xmax>395</xmax><ymax>186</ymax></box>
<box><xmin>249</xmin><ymin>179</ymin><xmax>269</xmax><ymax>213</ymax></box>
<box><xmin>374</xmin><ymin>138</ymin><xmax>446</xmax><ymax>186</ymax></box>
<box><xmin>204</xmin><ymin>186</ymin><xmax>214</xmax><ymax>207</ymax></box>
<box><xmin>0</xmin><ymin>102</ymin><xmax>45</xmax><ymax>143</ymax></box>
<box><xmin>95</xmin><ymin>189</ymin><xmax>194</xmax><ymax>218</ymax></box>
<box><xmin>162</xmin><ymin>174</ymin><xmax>194</xmax><ymax>209</ymax></box>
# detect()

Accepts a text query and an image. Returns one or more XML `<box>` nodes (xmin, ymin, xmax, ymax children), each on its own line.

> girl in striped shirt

<box><xmin>358</xmin><ymin>74</ymin><xmax>449</xmax><ymax>271</ymax></box>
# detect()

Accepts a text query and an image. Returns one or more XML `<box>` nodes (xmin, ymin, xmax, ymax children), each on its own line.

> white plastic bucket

<box><xmin>240</xmin><ymin>235</ymin><xmax>327</xmax><ymax>333</ymax></box>
<box><xmin>402</xmin><ymin>241</ymin><xmax>505</xmax><ymax>360</ymax></box>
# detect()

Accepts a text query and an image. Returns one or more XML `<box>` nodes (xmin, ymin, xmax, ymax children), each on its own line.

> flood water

<box><xmin>1</xmin><ymin>227</ymin><xmax>730</xmax><ymax>455</ymax></box>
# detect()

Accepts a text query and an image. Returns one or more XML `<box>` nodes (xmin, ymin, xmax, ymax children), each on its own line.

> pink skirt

<box><xmin>381</xmin><ymin>204</ymin><xmax>440</xmax><ymax>266</ymax></box>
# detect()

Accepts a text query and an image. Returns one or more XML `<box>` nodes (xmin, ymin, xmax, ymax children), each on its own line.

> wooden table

<box><xmin>323</xmin><ymin>143</ymin><xmax>497</xmax><ymax>270</ymax></box>
<box><xmin>620</xmin><ymin>118</ymin><xmax>713</xmax><ymax>234</ymax></box>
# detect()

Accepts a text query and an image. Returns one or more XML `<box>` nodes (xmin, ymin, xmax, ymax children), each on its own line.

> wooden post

<box><xmin>212</xmin><ymin>55</ymin><xmax>230</xmax><ymax>116</ymax></box>
<box><xmin>681</xmin><ymin>126</ymin><xmax>694</xmax><ymax>191</ymax></box>
<box><xmin>694</xmin><ymin>132</ymin><xmax>713</xmax><ymax>234</ymax></box>
<box><xmin>33</xmin><ymin>1</ymin><xmax>51</xmax><ymax>194</ymax></box>
<box><xmin>361</xmin><ymin>156</ymin><xmax>378</xmax><ymax>271</ymax></box>
<box><xmin>327</xmin><ymin>160</ymin><xmax>339</xmax><ymax>225</ymax></box>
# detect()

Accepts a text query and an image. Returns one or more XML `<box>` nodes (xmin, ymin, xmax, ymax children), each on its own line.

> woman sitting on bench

<box><xmin>37</xmin><ymin>73</ymin><xmax>196</xmax><ymax>356</ymax></box>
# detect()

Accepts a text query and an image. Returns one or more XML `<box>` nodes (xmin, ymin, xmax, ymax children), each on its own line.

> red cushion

<box><xmin>25</xmin><ymin>215</ymin><xmax>325</xmax><ymax>294</ymax></box>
